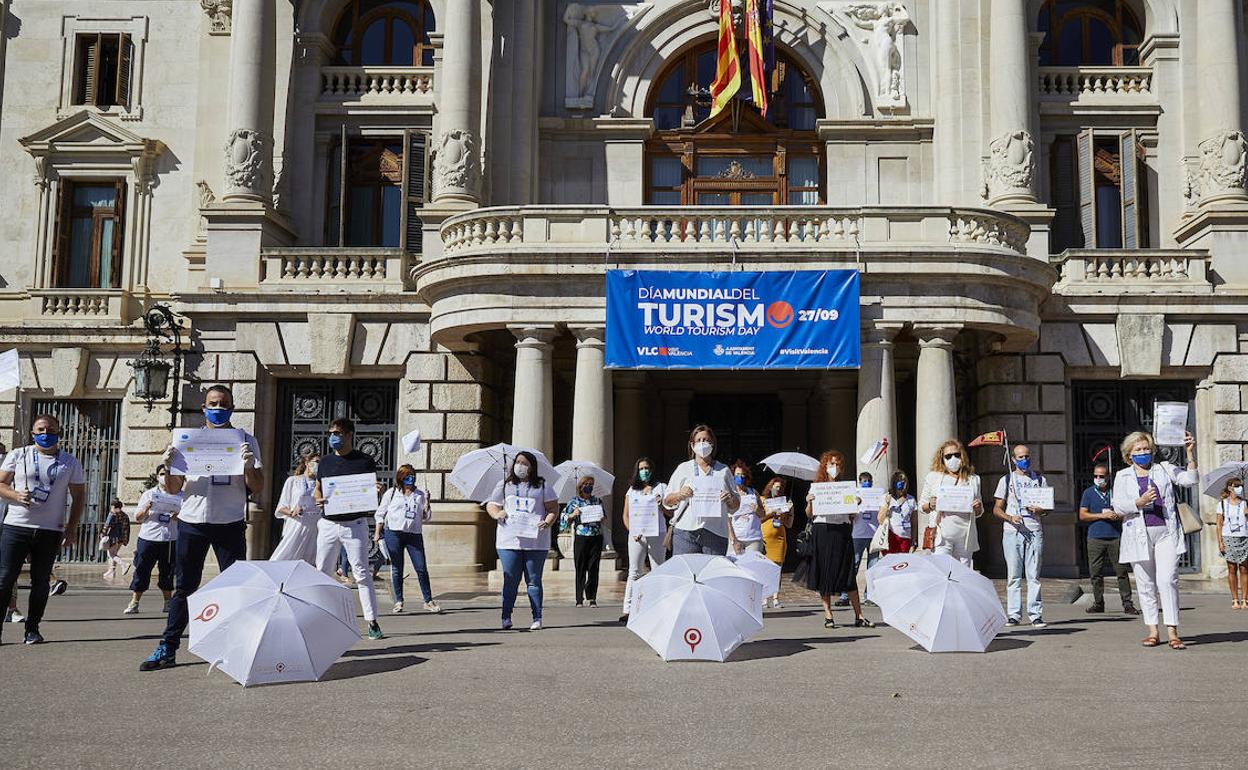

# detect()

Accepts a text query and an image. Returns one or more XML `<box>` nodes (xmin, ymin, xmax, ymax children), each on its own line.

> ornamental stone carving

<box><xmin>201</xmin><ymin>0</ymin><xmax>232</xmax><ymax>35</ymax></box>
<box><xmin>563</xmin><ymin>3</ymin><xmax>649</xmax><ymax>110</ymax></box>
<box><xmin>223</xmin><ymin>128</ymin><xmax>268</xmax><ymax>197</ymax></box>
<box><xmin>432</xmin><ymin>128</ymin><xmax>481</xmax><ymax>199</ymax></box>
<box><xmin>984</xmin><ymin>129</ymin><xmax>1035</xmax><ymax>199</ymax></box>
<box><xmin>1197</xmin><ymin>128</ymin><xmax>1248</xmax><ymax>199</ymax></box>
<box><xmin>842</xmin><ymin>3</ymin><xmax>909</xmax><ymax>107</ymax></box>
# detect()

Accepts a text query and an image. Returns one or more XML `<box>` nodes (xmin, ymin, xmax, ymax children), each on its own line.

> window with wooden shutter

<box><xmin>72</xmin><ymin>33</ymin><xmax>131</xmax><ymax>109</ymax></box>
<box><xmin>401</xmin><ymin>130</ymin><xmax>426</xmax><ymax>254</ymax></box>
<box><xmin>1048</xmin><ymin>135</ymin><xmax>1083</xmax><ymax>253</ymax></box>
<box><xmin>116</xmin><ymin>33</ymin><xmax>132</xmax><ymax>108</ymax></box>
<box><xmin>1119</xmin><ymin>130</ymin><xmax>1140</xmax><ymax>249</ymax></box>
<box><xmin>1076</xmin><ymin>129</ymin><xmax>1096</xmax><ymax>249</ymax></box>
<box><xmin>51</xmin><ymin>183</ymin><xmax>72</xmax><ymax>286</ymax></box>
<box><xmin>55</xmin><ymin>180</ymin><xmax>126</xmax><ymax>289</ymax></box>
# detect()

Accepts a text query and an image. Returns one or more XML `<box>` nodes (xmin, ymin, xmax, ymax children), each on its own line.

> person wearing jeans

<box><xmin>125</xmin><ymin>465</ymin><xmax>180</xmax><ymax>615</ymax></box>
<box><xmin>0</xmin><ymin>413</ymin><xmax>86</xmax><ymax>645</ymax></box>
<box><xmin>374</xmin><ymin>463</ymin><xmax>440</xmax><ymax>615</ymax></box>
<box><xmin>1078</xmin><ymin>463</ymin><xmax>1137</xmax><ymax>615</ymax></box>
<box><xmin>486</xmin><ymin>451</ymin><xmax>558</xmax><ymax>630</ymax></box>
<box><xmin>993</xmin><ymin>444</ymin><xmax>1049</xmax><ymax>627</ymax></box>
<box><xmin>620</xmin><ymin>457</ymin><xmax>669</xmax><ymax>623</ymax></box>
<box><xmin>664</xmin><ymin>425</ymin><xmax>740</xmax><ymax>556</ymax></box>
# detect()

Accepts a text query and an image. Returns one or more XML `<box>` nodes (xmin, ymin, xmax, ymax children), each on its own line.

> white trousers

<box><xmin>933</xmin><ymin>541</ymin><xmax>973</xmax><ymax>567</ymax></box>
<box><xmin>1131</xmin><ymin>525</ymin><xmax>1181</xmax><ymax>628</ymax></box>
<box><xmin>315</xmin><ymin>517</ymin><xmax>377</xmax><ymax>622</ymax></box>
<box><xmin>622</xmin><ymin>534</ymin><xmax>666</xmax><ymax>615</ymax></box>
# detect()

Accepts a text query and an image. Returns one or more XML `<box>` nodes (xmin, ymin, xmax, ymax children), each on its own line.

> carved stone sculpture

<box><xmin>841</xmin><ymin>2</ymin><xmax>910</xmax><ymax>108</ymax></box>
<box><xmin>985</xmin><ymin>129</ymin><xmax>1035</xmax><ymax>199</ymax></box>
<box><xmin>201</xmin><ymin>0</ymin><xmax>232</xmax><ymax>35</ymax></box>
<box><xmin>433</xmin><ymin>128</ymin><xmax>481</xmax><ymax>199</ymax></box>
<box><xmin>195</xmin><ymin>180</ymin><xmax>215</xmax><ymax>235</ymax></box>
<box><xmin>1197</xmin><ymin>129</ymin><xmax>1248</xmax><ymax>199</ymax></box>
<box><xmin>223</xmin><ymin>128</ymin><xmax>268</xmax><ymax>197</ymax></box>
<box><xmin>564</xmin><ymin>3</ymin><xmax>648</xmax><ymax>110</ymax></box>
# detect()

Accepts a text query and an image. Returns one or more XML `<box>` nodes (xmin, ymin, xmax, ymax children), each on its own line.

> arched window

<box><xmin>645</xmin><ymin>41</ymin><xmax>824</xmax><ymax>206</ymax></box>
<box><xmin>1037</xmin><ymin>0</ymin><xmax>1143</xmax><ymax>67</ymax></box>
<box><xmin>333</xmin><ymin>0</ymin><xmax>436</xmax><ymax>67</ymax></box>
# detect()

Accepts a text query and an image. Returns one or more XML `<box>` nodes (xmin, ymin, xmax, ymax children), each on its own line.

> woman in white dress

<box><xmin>917</xmin><ymin>440</ymin><xmax>983</xmax><ymax>567</ymax></box>
<box><xmin>269</xmin><ymin>452</ymin><xmax>321</xmax><ymax>564</ymax></box>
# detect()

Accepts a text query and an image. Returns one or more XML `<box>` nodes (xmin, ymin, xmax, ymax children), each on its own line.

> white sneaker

<box><xmin>121</xmin><ymin>561</ymin><xmax>132</xmax><ymax>576</ymax></box>
<box><xmin>123</xmin><ymin>600</ymin><xmax>140</xmax><ymax>615</ymax></box>
<box><xmin>773</xmin><ymin>598</ymin><xmax>784</xmax><ymax>609</ymax></box>
<box><xmin>1031</xmin><ymin>618</ymin><xmax>1047</xmax><ymax>629</ymax></box>
<box><xmin>423</xmin><ymin>600</ymin><xmax>442</xmax><ymax>614</ymax></box>
<box><xmin>392</xmin><ymin>601</ymin><xmax>404</xmax><ymax>614</ymax></box>
<box><xmin>529</xmin><ymin>620</ymin><xmax>542</xmax><ymax>631</ymax></box>
<box><xmin>9</xmin><ymin>610</ymin><xmax>25</xmax><ymax>623</ymax></box>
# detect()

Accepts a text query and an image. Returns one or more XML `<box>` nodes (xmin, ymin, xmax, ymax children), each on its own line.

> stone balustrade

<box><xmin>1037</xmin><ymin>66</ymin><xmax>1153</xmax><ymax>99</ymax></box>
<box><xmin>319</xmin><ymin>67</ymin><xmax>434</xmax><ymax>99</ymax></box>
<box><xmin>29</xmin><ymin>288</ymin><xmax>133</xmax><ymax>322</ymax></box>
<box><xmin>260</xmin><ymin>248</ymin><xmax>410</xmax><ymax>290</ymax></box>
<box><xmin>1053</xmin><ymin>249</ymin><xmax>1212</xmax><ymax>292</ymax></box>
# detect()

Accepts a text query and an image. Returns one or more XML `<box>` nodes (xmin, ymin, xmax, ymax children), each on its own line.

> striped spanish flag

<box><xmin>968</xmin><ymin>430</ymin><xmax>1006</xmax><ymax>448</ymax></box>
<box><xmin>709</xmin><ymin>0</ymin><xmax>741</xmax><ymax>120</ymax></box>
<box><xmin>745</xmin><ymin>0</ymin><xmax>768</xmax><ymax>114</ymax></box>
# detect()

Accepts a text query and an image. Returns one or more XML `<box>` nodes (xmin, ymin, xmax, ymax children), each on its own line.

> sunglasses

<box><xmin>943</xmin><ymin>453</ymin><xmax>960</xmax><ymax>460</ymax></box>
<box><xmin>1093</xmin><ymin>475</ymin><xmax>1108</xmax><ymax>479</ymax></box>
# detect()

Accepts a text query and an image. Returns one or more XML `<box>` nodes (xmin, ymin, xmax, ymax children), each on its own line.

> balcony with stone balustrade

<box><xmin>1036</xmin><ymin>66</ymin><xmax>1158</xmax><ymax>116</ymax></box>
<box><xmin>317</xmin><ymin>66</ymin><xmax>435</xmax><ymax>111</ymax></box>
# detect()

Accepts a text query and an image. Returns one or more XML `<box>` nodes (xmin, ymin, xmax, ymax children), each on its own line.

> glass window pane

<box><xmin>783</xmin><ymin>70</ymin><xmax>811</xmax><ymax>103</ymax></box>
<box><xmin>390</xmin><ymin>20</ymin><xmax>415</xmax><ymax>65</ymax></box>
<box><xmin>697</xmin><ymin>192</ymin><xmax>730</xmax><ymax>205</ymax></box>
<box><xmin>650</xmin><ymin>156</ymin><xmax>682</xmax><ymax>188</ymax></box>
<box><xmin>788</xmin><ymin>157</ymin><xmax>819</xmax><ymax>188</ymax></box>
<box><xmin>740</xmin><ymin>193</ymin><xmax>772</xmax><ymax>206</ymax></box>
<box><xmin>98</xmin><ymin>218</ymin><xmax>115</xmax><ymax>287</ymax></box>
<box><xmin>696</xmin><ymin>50</ymin><xmax>715</xmax><ymax>90</ymax></box>
<box><xmin>1086</xmin><ymin>19</ymin><xmax>1113</xmax><ymax>66</ymax></box>
<box><xmin>1095</xmin><ymin>185</ymin><xmax>1122</xmax><ymax>248</ymax></box>
<box><xmin>361</xmin><ymin>20</ymin><xmax>386</xmax><ymax>65</ymax></box>
<box><xmin>788</xmin><ymin>107</ymin><xmax>817</xmax><ymax>131</ymax></box>
<box><xmin>348</xmin><ymin>186</ymin><xmax>376</xmax><ymax>245</ymax></box>
<box><xmin>1057</xmin><ymin>22</ymin><xmax>1082</xmax><ymax>66</ymax></box>
<box><xmin>648</xmin><ymin>190</ymin><xmax>680</xmax><ymax>205</ymax></box>
<box><xmin>382</xmin><ymin>185</ymin><xmax>402</xmax><ymax>247</ymax></box>
<box><xmin>788</xmin><ymin>189</ymin><xmax>819</xmax><ymax>205</ymax></box>
<box><xmin>74</xmin><ymin>185</ymin><xmax>115</xmax><ymax>208</ymax></box>
<box><xmin>695</xmin><ymin>156</ymin><xmax>773</xmax><ymax>178</ymax></box>
<box><xmin>656</xmin><ymin>64</ymin><xmax>683</xmax><ymax>103</ymax></box>
<box><xmin>652</xmin><ymin>107</ymin><xmax>682</xmax><ymax>131</ymax></box>
<box><xmin>67</xmin><ymin>217</ymin><xmax>93</xmax><ymax>287</ymax></box>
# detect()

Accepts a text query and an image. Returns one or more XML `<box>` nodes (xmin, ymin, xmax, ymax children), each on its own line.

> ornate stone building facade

<box><xmin>1</xmin><ymin>0</ymin><xmax>1245</xmax><ymax>580</ymax></box>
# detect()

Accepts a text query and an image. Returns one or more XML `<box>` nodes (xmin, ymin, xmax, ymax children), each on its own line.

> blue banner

<box><xmin>605</xmin><ymin>270</ymin><xmax>860</xmax><ymax>369</ymax></box>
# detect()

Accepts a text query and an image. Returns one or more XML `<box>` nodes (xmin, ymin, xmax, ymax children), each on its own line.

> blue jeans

<box><xmin>1003</xmin><ymin>526</ymin><xmax>1044</xmax><ymax>621</ymax></box>
<box><xmin>383</xmin><ymin>529</ymin><xmax>432</xmax><ymax>604</ymax></box>
<box><xmin>161</xmin><ymin>520</ymin><xmax>247</xmax><ymax>651</ymax></box>
<box><xmin>841</xmin><ymin>536</ymin><xmax>879</xmax><ymax>601</ymax></box>
<box><xmin>672</xmin><ymin>527</ymin><xmax>729</xmax><ymax>556</ymax></box>
<box><xmin>498</xmin><ymin>548</ymin><xmax>546</xmax><ymax>621</ymax></box>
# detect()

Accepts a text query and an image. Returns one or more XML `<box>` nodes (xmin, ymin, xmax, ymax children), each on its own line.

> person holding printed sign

<box><xmin>486</xmin><ymin>451</ymin><xmax>559</xmax><ymax>630</ymax></box>
<box><xmin>1111</xmin><ymin>430</ymin><xmax>1198</xmax><ymax>650</ymax></box>
<box><xmin>801</xmin><ymin>450</ymin><xmax>873</xmax><ymax>629</ymax></box>
<box><xmin>918</xmin><ymin>439</ymin><xmax>983</xmax><ymax>568</ymax></box>
<box><xmin>844</xmin><ymin>471</ymin><xmax>883</xmax><ymax>606</ymax></box>
<box><xmin>664</xmin><ymin>425</ymin><xmax>741</xmax><ymax>556</ymax></box>
<box><xmin>759</xmin><ymin>477</ymin><xmax>794</xmax><ymax>608</ymax></box>
<box><xmin>0</xmin><ymin>414</ymin><xmax>86</xmax><ymax>645</ymax></box>
<box><xmin>270</xmin><ymin>451</ymin><xmax>321</xmax><ymax>565</ymax></box>
<box><xmin>374</xmin><ymin>464</ymin><xmax>440</xmax><ymax>615</ymax></box>
<box><xmin>993</xmin><ymin>444</ymin><xmax>1051</xmax><ymax>628</ymax></box>
<box><xmin>620</xmin><ymin>457</ymin><xmax>670</xmax><ymax>623</ymax></box>
<box><xmin>562</xmin><ymin>475</ymin><xmax>606</xmax><ymax>608</ymax></box>
<box><xmin>124</xmin><ymin>465</ymin><xmax>180</xmax><ymax>615</ymax></box>
<box><xmin>140</xmin><ymin>385</ymin><xmax>263</xmax><ymax>670</ymax></box>
<box><xmin>314</xmin><ymin>417</ymin><xmax>383</xmax><ymax>641</ymax></box>
<box><xmin>730</xmin><ymin>460</ymin><xmax>764</xmax><ymax>555</ymax></box>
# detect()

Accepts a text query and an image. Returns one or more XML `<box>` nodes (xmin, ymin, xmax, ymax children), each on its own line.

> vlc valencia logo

<box><xmin>766</xmin><ymin>301</ymin><xmax>794</xmax><ymax>329</ymax></box>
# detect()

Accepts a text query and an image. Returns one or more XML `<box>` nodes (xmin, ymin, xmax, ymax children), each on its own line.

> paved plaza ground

<box><xmin>3</xmin><ymin>567</ymin><xmax>1244</xmax><ymax>769</ymax></box>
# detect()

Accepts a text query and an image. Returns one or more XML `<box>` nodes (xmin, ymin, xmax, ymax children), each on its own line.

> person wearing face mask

<box><xmin>620</xmin><ymin>457</ymin><xmax>672</xmax><ymax>623</ymax></box>
<box><xmin>798</xmin><ymin>450</ymin><xmax>873</xmax><ymax>629</ymax></box>
<box><xmin>759</xmin><ymin>476</ymin><xmax>794</xmax><ymax>608</ymax></box>
<box><xmin>486</xmin><ymin>451</ymin><xmax>560</xmax><ymax>630</ymax></box>
<box><xmin>1078</xmin><ymin>463</ymin><xmax>1136</xmax><ymax>615</ymax></box>
<box><xmin>125</xmin><ymin>465</ymin><xmax>180</xmax><ymax>615</ymax></box>
<box><xmin>1215</xmin><ymin>477</ymin><xmax>1248</xmax><ymax>610</ymax></box>
<box><xmin>100</xmin><ymin>499</ymin><xmax>133</xmax><ymax>581</ymax></box>
<box><xmin>664</xmin><ymin>425</ymin><xmax>741</xmax><ymax>556</ymax></box>
<box><xmin>878</xmin><ymin>471</ymin><xmax>916</xmax><ymax>554</ymax></box>
<box><xmin>141</xmin><ymin>385</ymin><xmax>263</xmax><ymax>670</ymax></box>
<box><xmin>0</xmin><ymin>414</ymin><xmax>86</xmax><ymax>645</ymax></box>
<box><xmin>313</xmin><ymin>417</ymin><xmax>384</xmax><ymax>641</ymax></box>
<box><xmin>562</xmin><ymin>474</ymin><xmax>606</xmax><ymax>608</ymax></box>
<box><xmin>841</xmin><ymin>471</ymin><xmax>881</xmax><ymax>607</ymax></box>
<box><xmin>374</xmin><ymin>464</ymin><xmax>440</xmax><ymax>615</ymax></box>
<box><xmin>269</xmin><ymin>452</ymin><xmax>322</xmax><ymax>565</ymax></box>
<box><xmin>918</xmin><ymin>439</ymin><xmax>984</xmax><ymax>567</ymax></box>
<box><xmin>993</xmin><ymin>444</ymin><xmax>1050</xmax><ymax>627</ymax></box>
<box><xmin>1111</xmin><ymin>430</ymin><xmax>1198</xmax><ymax>650</ymax></box>
<box><xmin>729</xmin><ymin>460</ymin><xmax>763</xmax><ymax>556</ymax></box>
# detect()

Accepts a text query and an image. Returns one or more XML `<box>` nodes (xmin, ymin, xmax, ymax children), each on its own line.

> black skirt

<box><xmin>801</xmin><ymin>522</ymin><xmax>856</xmax><ymax>595</ymax></box>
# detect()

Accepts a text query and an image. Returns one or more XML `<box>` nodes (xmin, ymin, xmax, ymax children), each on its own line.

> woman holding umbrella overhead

<box><xmin>1215</xmin><ymin>477</ymin><xmax>1248</xmax><ymax>609</ymax></box>
<box><xmin>918</xmin><ymin>440</ymin><xmax>984</xmax><ymax>567</ymax></box>
<box><xmin>799</xmin><ymin>450</ymin><xmax>873</xmax><ymax>629</ymax></box>
<box><xmin>759</xmin><ymin>476</ymin><xmax>793</xmax><ymax>608</ymax></box>
<box><xmin>1111</xmin><ymin>430</ymin><xmax>1198</xmax><ymax>650</ymax></box>
<box><xmin>486</xmin><ymin>451</ymin><xmax>559</xmax><ymax>630</ymax></box>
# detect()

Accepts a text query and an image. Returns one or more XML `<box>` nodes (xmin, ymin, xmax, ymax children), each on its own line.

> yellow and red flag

<box><xmin>709</xmin><ymin>0</ymin><xmax>741</xmax><ymax>120</ymax></box>
<box><xmin>968</xmin><ymin>431</ymin><xmax>1006</xmax><ymax>448</ymax></box>
<box><xmin>744</xmin><ymin>0</ymin><xmax>767</xmax><ymax>114</ymax></box>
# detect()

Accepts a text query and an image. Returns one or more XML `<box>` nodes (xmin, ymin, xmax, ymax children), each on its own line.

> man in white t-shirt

<box><xmin>0</xmin><ymin>415</ymin><xmax>86</xmax><ymax>645</ymax></box>
<box><xmin>993</xmin><ymin>444</ymin><xmax>1049</xmax><ymax>628</ymax></box>
<box><xmin>140</xmin><ymin>384</ymin><xmax>264</xmax><ymax>671</ymax></box>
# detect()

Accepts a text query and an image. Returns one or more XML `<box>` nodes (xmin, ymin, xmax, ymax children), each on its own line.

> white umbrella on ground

<box><xmin>726</xmin><ymin>549</ymin><xmax>782</xmax><ymax>597</ymax></box>
<box><xmin>626</xmin><ymin>569</ymin><xmax>764</xmax><ymax>662</ymax></box>
<box><xmin>188</xmin><ymin>560</ymin><xmax>359</xmax><ymax>686</ymax></box>
<box><xmin>1200</xmin><ymin>461</ymin><xmax>1248</xmax><ymax>498</ymax></box>
<box><xmin>760</xmin><ymin>452</ymin><xmax>820</xmax><ymax>481</ymax></box>
<box><xmin>865</xmin><ymin>552</ymin><xmax>1006</xmax><ymax>653</ymax></box>
<box><xmin>646</xmin><ymin>555</ymin><xmax>765</xmax><ymax>626</ymax></box>
<box><xmin>553</xmin><ymin>460</ymin><xmax>616</xmax><ymax>502</ymax></box>
<box><xmin>447</xmin><ymin>443</ymin><xmax>559</xmax><ymax>503</ymax></box>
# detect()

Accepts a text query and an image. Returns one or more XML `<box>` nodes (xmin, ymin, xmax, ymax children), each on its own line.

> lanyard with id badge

<box><xmin>404</xmin><ymin>493</ymin><xmax>422</xmax><ymax>521</ymax></box>
<box><xmin>27</xmin><ymin>448</ymin><xmax>62</xmax><ymax>505</ymax></box>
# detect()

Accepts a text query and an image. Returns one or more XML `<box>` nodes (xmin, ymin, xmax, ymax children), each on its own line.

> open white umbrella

<box><xmin>553</xmin><ymin>460</ymin><xmax>616</xmax><ymax>502</ymax></box>
<box><xmin>448</xmin><ymin>443</ymin><xmax>559</xmax><ymax>503</ymax></box>
<box><xmin>1201</xmin><ymin>461</ymin><xmax>1248</xmax><ymax>498</ymax></box>
<box><xmin>760</xmin><ymin>452</ymin><xmax>820</xmax><ymax>481</ymax></box>
<box><xmin>866</xmin><ymin>552</ymin><xmax>1006</xmax><ymax>653</ymax></box>
<box><xmin>726</xmin><ymin>549</ymin><xmax>782</xmax><ymax>597</ymax></box>
<box><xmin>188</xmin><ymin>560</ymin><xmax>360</xmax><ymax>686</ymax></box>
<box><xmin>644</xmin><ymin>555</ymin><xmax>764</xmax><ymax>630</ymax></box>
<box><xmin>626</xmin><ymin>564</ymin><xmax>764</xmax><ymax>662</ymax></box>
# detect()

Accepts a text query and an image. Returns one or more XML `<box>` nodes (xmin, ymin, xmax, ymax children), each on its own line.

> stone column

<box><xmin>818</xmin><ymin>374</ymin><xmax>856</xmax><ymax>457</ymax></box>
<box><xmin>510</xmin><ymin>326</ymin><xmax>556</xmax><ymax>457</ymax></box>
<box><xmin>914</xmin><ymin>327</ymin><xmax>961</xmax><ymax>475</ymax></box>
<box><xmin>856</xmin><ymin>325</ymin><xmax>901</xmax><ymax>482</ymax></box>
<box><xmin>570</xmin><ymin>327</ymin><xmax>615</xmax><ymax>551</ymax></box>
<box><xmin>931</xmin><ymin>0</ymin><xmax>964</xmax><ymax>203</ymax></box>
<box><xmin>1196</xmin><ymin>0</ymin><xmax>1248</xmax><ymax>204</ymax></box>
<box><xmin>985</xmin><ymin>0</ymin><xmax>1036</xmax><ymax>205</ymax></box>
<box><xmin>433</xmin><ymin>0</ymin><xmax>483</xmax><ymax>204</ymax></box>
<box><xmin>222</xmin><ymin>0</ymin><xmax>274</xmax><ymax>202</ymax></box>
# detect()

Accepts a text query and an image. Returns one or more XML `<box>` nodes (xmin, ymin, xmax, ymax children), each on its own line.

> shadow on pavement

<box><xmin>1003</xmin><ymin>626</ymin><xmax>1087</xmax><ymax>637</ymax></box>
<box><xmin>1181</xmin><ymin>630</ymin><xmax>1248</xmax><ymax>646</ymax></box>
<box><xmin>759</xmin><ymin>609</ymin><xmax>821</xmax><ymax>619</ymax></box>
<box><xmin>321</xmin><ymin>654</ymin><xmax>427</xmax><ymax>681</ymax></box>
<box><xmin>37</xmin><ymin>633</ymin><xmax>162</xmax><ymax>645</ymax></box>
<box><xmin>983</xmin><ymin>637</ymin><xmax>1034</xmax><ymax>652</ymax></box>
<box><xmin>342</xmin><ymin>640</ymin><xmax>499</xmax><ymax>657</ymax></box>
<box><xmin>730</xmin><ymin>635</ymin><xmax>872</xmax><ymax>661</ymax></box>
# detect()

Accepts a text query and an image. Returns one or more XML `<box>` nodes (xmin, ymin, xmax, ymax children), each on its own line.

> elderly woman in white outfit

<box><xmin>269</xmin><ymin>452</ymin><xmax>321</xmax><ymax>564</ymax></box>
<box><xmin>918</xmin><ymin>439</ymin><xmax>984</xmax><ymax>566</ymax></box>
<box><xmin>1111</xmin><ymin>430</ymin><xmax>1198</xmax><ymax>651</ymax></box>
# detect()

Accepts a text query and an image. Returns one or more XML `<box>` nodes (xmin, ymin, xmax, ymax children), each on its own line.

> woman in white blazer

<box><xmin>917</xmin><ymin>439</ymin><xmax>984</xmax><ymax>566</ymax></box>
<box><xmin>1110</xmin><ymin>430</ymin><xmax>1198</xmax><ymax>650</ymax></box>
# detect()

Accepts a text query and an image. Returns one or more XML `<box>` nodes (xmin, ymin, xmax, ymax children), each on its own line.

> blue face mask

<box><xmin>32</xmin><ymin>432</ymin><xmax>59</xmax><ymax>449</ymax></box>
<box><xmin>403</xmin><ymin>475</ymin><xmax>416</xmax><ymax>487</ymax></box>
<box><xmin>204</xmin><ymin>407</ymin><xmax>233</xmax><ymax>426</ymax></box>
<box><xmin>1131</xmin><ymin>452</ymin><xmax>1153</xmax><ymax>468</ymax></box>
<box><xmin>1015</xmin><ymin>457</ymin><xmax>1031</xmax><ymax>472</ymax></box>
<box><xmin>328</xmin><ymin>434</ymin><xmax>344</xmax><ymax>451</ymax></box>
<box><xmin>860</xmin><ymin>480</ymin><xmax>873</xmax><ymax>488</ymax></box>
<box><xmin>734</xmin><ymin>473</ymin><xmax>745</xmax><ymax>485</ymax></box>
<box><xmin>893</xmin><ymin>481</ymin><xmax>905</xmax><ymax>491</ymax></box>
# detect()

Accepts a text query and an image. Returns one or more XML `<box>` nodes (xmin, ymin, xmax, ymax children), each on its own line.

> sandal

<box><xmin>1167</xmin><ymin>638</ymin><xmax>1187</xmax><ymax>650</ymax></box>
<box><xmin>1141</xmin><ymin>636</ymin><xmax>1160</xmax><ymax>647</ymax></box>
<box><xmin>853</xmin><ymin>617</ymin><xmax>875</xmax><ymax>628</ymax></box>
<box><xmin>823</xmin><ymin>618</ymin><xmax>837</xmax><ymax>629</ymax></box>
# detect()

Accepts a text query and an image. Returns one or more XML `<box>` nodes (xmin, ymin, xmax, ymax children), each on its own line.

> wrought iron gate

<box><xmin>29</xmin><ymin>399</ymin><xmax>121</xmax><ymax>562</ymax></box>
<box><xmin>1071</xmin><ymin>380</ymin><xmax>1199</xmax><ymax>573</ymax></box>
<box><xmin>270</xmin><ymin>380</ymin><xmax>398</xmax><ymax>553</ymax></box>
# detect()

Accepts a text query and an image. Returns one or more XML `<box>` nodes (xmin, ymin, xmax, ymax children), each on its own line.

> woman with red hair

<box><xmin>799</xmin><ymin>450</ymin><xmax>873</xmax><ymax>629</ymax></box>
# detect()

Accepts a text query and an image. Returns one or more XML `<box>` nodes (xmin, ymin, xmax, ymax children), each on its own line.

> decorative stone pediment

<box><xmin>20</xmin><ymin>110</ymin><xmax>165</xmax><ymax>189</ymax></box>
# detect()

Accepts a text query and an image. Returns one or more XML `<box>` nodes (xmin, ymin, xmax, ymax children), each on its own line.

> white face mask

<box><xmin>307</xmin><ymin>462</ymin><xmax>319</xmax><ymax>476</ymax></box>
<box><xmin>1235</xmin><ymin>485</ymin><xmax>1244</xmax><ymax>496</ymax></box>
<box><xmin>826</xmin><ymin>464</ymin><xmax>839</xmax><ymax>479</ymax></box>
<box><xmin>513</xmin><ymin>463</ymin><xmax>530</xmax><ymax>479</ymax></box>
<box><xmin>692</xmin><ymin>441</ymin><xmax>713</xmax><ymax>459</ymax></box>
<box><xmin>771</xmin><ymin>484</ymin><xmax>782</xmax><ymax>495</ymax></box>
<box><xmin>1093</xmin><ymin>477</ymin><xmax>1107</xmax><ymax>489</ymax></box>
<box><xmin>944</xmin><ymin>456</ymin><xmax>962</xmax><ymax>473</ymax></box>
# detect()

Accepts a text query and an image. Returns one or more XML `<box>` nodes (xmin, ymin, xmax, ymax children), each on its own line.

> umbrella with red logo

<box><xmin>865</xmin><ymin>552</ymin><xmax>1006</xmax><ymax>653</ymax></box>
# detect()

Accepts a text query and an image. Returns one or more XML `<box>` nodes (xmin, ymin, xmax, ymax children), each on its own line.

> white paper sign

<box><xmin>738</xmin><ymin>494</ymin><xmax>759</xmax><ymax>514</ymax></box>
<box><xmin>0</xmin><ymin>349</ymin><xmax>19</xmax><ymax>392</ymax></box>
<box><xmin>1153</xmin><ymin>402</ymin><xmax>1188</xmax><ymax>447</ymax></box>
<box><xmin>401</xmin><ymin>429</ymin><xmax>422</xmax><ymax>454</ymax></box>
<box><xmin>323</xmin><ymin>473</ymin><xmax>380</xmax><ymax>516</ymax></box>
<box><xmin>858</xmin><ymin>487</ymin><xmax>886</xmax><ymax>511</ymax></box>
<box><xmin>578</xmin><ymin>504</ymin><xmax>604</xmax><ymax>524</ymax></box>
<box><xmin>811</xmin><ymin>481</ymin><xmax>858</xmax><ymax>516</ymax></box>
<box><xmin>936</xmin><ymin>486</ymin><xmax>975</xmax><ymax>514</ymax></box>
<box><xmin>170</xmin><ymin>428</ymin><xmax>244</xmax><ymax>476</ymax></box>
<box><xmin>690</xmin><ymin>475</ymin><xmax>723</xmax><ymax>519</ymax></box>
<box><xmin>1020</xmin><ymin>486</ymin><xmax>1055</xmax><ymax>510</ymax></box>
<box><xmin>629</xmin><ymin>496</ymin><xmax>660</xmax><ymax>537</ymax></box>
<box><xmin>147</xmin><ymin>491</ymin><xmax>182</xmax><ymax>523</ymax></box>
<box><xmin>763</xmin><ymin>496</ymin><xmax>789</xmax><ymax>513</ymax></box>
<box><xmin>503</xmin><ymin>494</ymin><xmax>540</xmax><ymax>539</ymax></box>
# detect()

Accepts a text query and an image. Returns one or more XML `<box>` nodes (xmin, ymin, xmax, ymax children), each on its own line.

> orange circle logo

<box><xmin>766</xmin><ymin>301</ymin><xmax>795</xmax><ymax>329</ymax></box>
<box><xmin>195</xmin><ymin>603</ymin><xmax>220</xmax><ymax>622</ymax></box>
